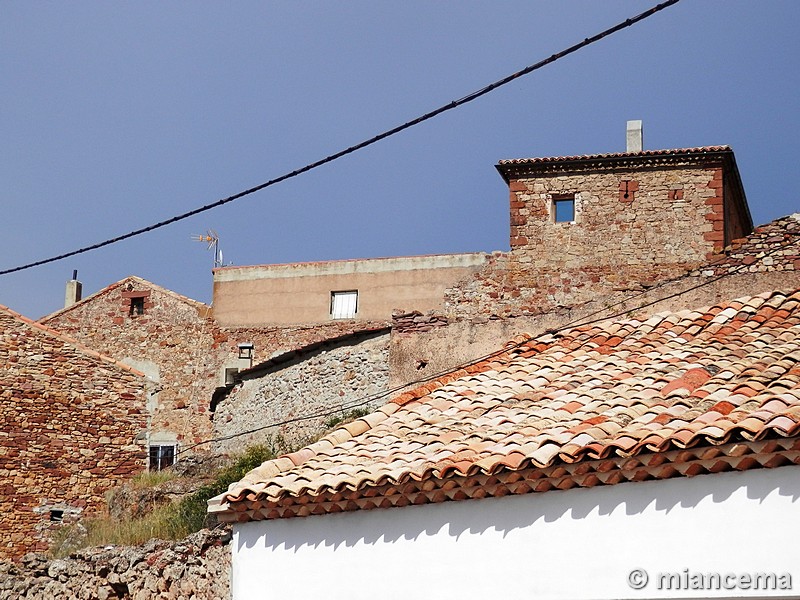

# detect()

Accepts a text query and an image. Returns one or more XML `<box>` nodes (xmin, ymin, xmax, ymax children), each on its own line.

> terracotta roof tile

<box><xmin>211</xmin><ymin>288</ymin><xmax>800</xmax><ymax>520</ymax></box>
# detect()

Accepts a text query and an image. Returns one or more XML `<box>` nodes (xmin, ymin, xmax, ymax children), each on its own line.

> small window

<box><xmin>49</xmin><ymin>509</ymin><xmax>64</xmax><ymax>523</ymax></box>
<box><xmin>149</xmin><ymin>444</ymin><xmax>176</xmax><ymax>471</ymax></box>
<box><xmin>130</xmin><ymin>297</ymin><xmax>145</xmax><ymax>316</ymax></box>
<box><xmin>553</xmin><ymin>194</ymin><xmax>575</xmax><ymax>223</ymax></box>
<box><xmin>331</xmin><ymin>291</ymin><xmax>358</xmax><ymax>319</ymax></box>
<box><xmin>224</xmin><ymin>367</ymin><xmax>239</xmax><ymax>385</ymax></box>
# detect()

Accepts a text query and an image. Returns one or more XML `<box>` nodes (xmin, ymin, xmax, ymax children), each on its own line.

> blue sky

<box><xmin>2</xmin><ymin>1</ymin><xmax>798</xmax><ymax>319</ymax></box>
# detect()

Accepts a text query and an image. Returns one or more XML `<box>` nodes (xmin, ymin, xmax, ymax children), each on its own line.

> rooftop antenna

<box><xmin>191</xmin><ymin>229</ymin><xmax>224</xmax><ymax>268</ymax></box>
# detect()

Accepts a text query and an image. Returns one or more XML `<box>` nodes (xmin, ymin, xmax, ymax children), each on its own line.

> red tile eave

<box><xmin>216</xmin><ymin>436</ymin><xmax>800</xmax><ymax>522</ymax></box>
<box><xmin>497</xmin><ymin>146</ymin><xmax>732</xmax><ymax>167</ymax></box>
<box><xmin>495</xmin><ymin>146</ymin><xmax>734</xmax><ymax>183</ymax></box>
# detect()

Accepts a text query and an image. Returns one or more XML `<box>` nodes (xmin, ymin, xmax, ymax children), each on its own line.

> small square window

<box><xmin>224</xmin><ymin>367</ymin><xmax>239</xmax><ymax>385</ymax></box>
<box><xmin>553</xmin><ymin>194</ymin><xmax>575</xmax><ymax>223</ymax></box>
<box><xmin>49</xmin><ymin>509</ymin><xmax>64</xmax><ymax>523</ymax></box>
<box><xmin>130</xmin><ymin>297</ymin><xmax>145</xmax><ymax>316</ymax></box>
<box><xmin>149</xmin><ymin>444</ymin><xmax>176</xmax><ymax>471</ymax></box>
<box><xmin>331</xmin><ymin>291</ymin><xmax>358</xmax><ymax>319</ymax></box>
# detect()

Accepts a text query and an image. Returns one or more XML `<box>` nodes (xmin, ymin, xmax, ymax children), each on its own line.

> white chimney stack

<box><xmin>64</xmin><ymin>270</ymin><xmax>82</xmax><ymax>308</ymax></box>
<box><xmin>626</xmin><ymin>120</ymin><xmax>643</xmax><ymax>153</ymax></box>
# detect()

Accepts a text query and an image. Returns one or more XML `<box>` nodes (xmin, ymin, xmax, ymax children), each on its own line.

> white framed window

<box><xmin>149</xmin><ymin>443</ymin><xmax>177</xmax><ymax>471</ymax></box>
<box><xmin>552</xmin><ymin>193</ymin><xmax>575</xmax><ymax>223</ymax></box>
<box><xmin>331</xmin><ymin>290</ymin><xmax>358</xmax><ymax>319</ymax></box>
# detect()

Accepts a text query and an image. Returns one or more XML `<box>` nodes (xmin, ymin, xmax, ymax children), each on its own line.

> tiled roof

<box><xmin>211</xmin><ymin>287</ymin><xmax>800</xmax><ymax>521</ymax></box>
<box><xmin>39</xmin><ymin>275</ymin><xmax>209</xmax><ymax>323</ymax></box>
<box><xmin>496</xmin><ymin>145</ymin><xmax>732</xmax><ymax>166</ymax></box>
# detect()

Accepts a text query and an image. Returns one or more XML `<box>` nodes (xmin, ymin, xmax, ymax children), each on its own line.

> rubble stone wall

<box><xmin>43</xmin><ymin>277</ymin><xmax>393</xmax><ymax>457</ymax></box>
<box><xmin>214</xmin><ymin>331</ymin><xmax>391</xmax><ymax>452</ymax></box>
<box><xmin>392</xmin><ymin>216</ymin><xmax>800</xmax><ymax>386</ymax></box>
<box><xmin>42</xmin><ymin>279</ymin><xmax>220</xmax><ymax>450</ymax></box>
<box><xmin>0</xmin><ymin>309</ymin><xmax>148</xmax><ymax>560</ymax></box>
<box><xmin>0</xmin><ymin>528</ymin><xmax>230</xmax><ymax>600</ymax></box>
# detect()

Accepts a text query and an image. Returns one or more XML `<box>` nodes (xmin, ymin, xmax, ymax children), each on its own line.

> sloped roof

<box><xmin>496</xmin><ymin>145</ymin><xmax>731</xmax><ymax>167</ymax></box>
<box><xmin>0</xmin><ymin>303</ymin><xmax>145</xmax><ymax>377</ymax></box>
<box><xmin>701</xmin><ymin>213</ymin><xmax>800</xmax><ymax>276</ymax></box>
<box><xmin>211</xmin><ymin>287</ymin><xmax>800</xmax><ymax>521</ymax></box>
<box><xmin>39</xmin><ymin>275</ymin><xmax>209</xmax><ymax>323</ymax></box>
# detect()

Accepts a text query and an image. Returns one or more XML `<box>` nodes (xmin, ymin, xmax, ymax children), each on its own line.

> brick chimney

<box><xmin>64</xmin><ymin>270</ymin><xmax>82</xmax><ymax>308</ymax></box>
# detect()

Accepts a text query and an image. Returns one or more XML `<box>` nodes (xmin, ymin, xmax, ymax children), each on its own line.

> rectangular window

<box><xmin>331</xmin><ymin>290</ymin><xmax>358</xmax><ymax>319</ymax></box>
<box><xmin>129</xmin><ymin>297</ymin><xmax>145</xmax><ymax>316</ymax></box>
<box><xmin>149</xmin><ymin>444</ymin><xmax>176</xmax><ymax>471</ymax></box>
<box><xmin>553</xmin><ymin>194</ymin><xmax>575</xmax><ymax>223</ymax></box>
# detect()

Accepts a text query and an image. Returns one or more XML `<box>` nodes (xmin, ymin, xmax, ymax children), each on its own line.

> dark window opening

<box><xmin>553</xmin><ymin>194</ymin><xmax>575</xmax><ymax>223</ymax></box>
<box><xmin>149</xmin><ymin>444</ymin><xmax>176</xmax><ymax>471</ymax></box>
<box><xmin>129</xmin><ymin>296</ymin><xmax>145</xmax><ymax>316</ymax></box>
<box><xmin>49</xmin><ymin>509</ymin><xmax>64</xmax><ymax>523</ymax></box>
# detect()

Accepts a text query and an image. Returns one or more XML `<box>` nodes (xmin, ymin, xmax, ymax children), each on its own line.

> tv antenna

<box><xmin>191</xmin><ymin>229</ymin><xmax>225</xmax><ymax>268</ymax></box>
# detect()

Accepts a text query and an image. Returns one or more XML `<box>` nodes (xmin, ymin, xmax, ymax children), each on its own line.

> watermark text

<box><xmin>627</xmin><ymin>568</ymin><xmax>792</xmax><ymax>592</ymax></box>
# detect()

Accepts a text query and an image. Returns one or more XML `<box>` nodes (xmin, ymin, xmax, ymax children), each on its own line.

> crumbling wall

<box><xmin>0</xmin><ymin>528</ymin><xmax>230</xmax><ymax>600</ymax></box>
<box><xmin>392</xmin><ymin>216</ymin><xmax>800</xmax><ymax>387</ymax></box>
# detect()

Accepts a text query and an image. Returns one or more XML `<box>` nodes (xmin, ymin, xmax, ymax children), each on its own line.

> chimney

<box><xmin>64</xmin><ymin>270</ymin><xmax>82</xmax><ymax>308</ymax></box>
<box><xmin>626</xmin><ymin>120</ymin><xmax>643</xmax><ymax>153</ymax></box>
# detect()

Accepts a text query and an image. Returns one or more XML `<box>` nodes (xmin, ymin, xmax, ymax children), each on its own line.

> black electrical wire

<box><xmin>0</xmin><ymin>0</ymin><xmax>681</xmax><ymax>277</ymax></box>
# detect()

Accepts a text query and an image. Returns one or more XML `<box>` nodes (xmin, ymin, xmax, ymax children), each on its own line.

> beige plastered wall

<box><xmin>212</xmin><ymin>253</ymin><xmax>489</xmax><ymax>327</ymax></box>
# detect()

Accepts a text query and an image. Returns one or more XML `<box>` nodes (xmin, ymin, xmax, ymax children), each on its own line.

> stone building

<box><xmin>0</xmin><ymin>304</ymin><xmax>148</xmax><ymax>560</ymax></box>
<box><xmin>41</xmin><ymin>276</ymin><xmax>395</xmax><ymax>459</ymax></box>
<box><xmin>41</xmin><ymin>276</ymin><xmax>223</xmax><ymax>464</ymax></box>
<box><xmin>212</xmin><ymin>326</ymin><xmax>391</xmax><ymax>453</ymax></box>
<box><xmin>390</xmin><ymin>141</ymin><xmax>769</xmax><ymax>384</ymax></box>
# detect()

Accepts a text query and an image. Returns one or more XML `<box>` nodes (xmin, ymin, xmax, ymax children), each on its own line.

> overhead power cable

<box><xmin>0</xmin><ymin>0</ymin><xmax>681</xmax><ymax>277</ymax></box>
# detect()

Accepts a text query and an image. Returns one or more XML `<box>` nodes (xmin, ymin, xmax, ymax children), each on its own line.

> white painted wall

<box><xmin>232</xmin><ymin>466</ymin><xmax>800</xmax><ymax>600</ymax></box>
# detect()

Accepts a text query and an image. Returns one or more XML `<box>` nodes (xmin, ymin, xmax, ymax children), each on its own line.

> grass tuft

<box><xmin>49</xmin><ymin>441</ymin><xmax>284</xmax><ymax>556</ymax></box>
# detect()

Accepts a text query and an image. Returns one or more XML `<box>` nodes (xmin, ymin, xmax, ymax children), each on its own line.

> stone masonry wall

<box><xmin>214</xmin><ymin>331</ymin><xmax>390</xmax><ymax>453</ymax></box>
<box><xmin>391</xmin><ymin>215</ymin><xmax>800</xmax><ymax>388</ymax></box>
<box><xmin>43</xmin><ymin>277</ymin><xmax>393</xmax><ymax>459</ymax></box>
<box><xmin>0</xmin><ymin>308</ymin><xmax>148</xmax><ymax>560</ymax></box>
<box><xmin>42</xmin><ymin>278</ymin><xmax>221</xmax><ymax>452</ymax></box>
<box><xmin>0</xmin><ymin>528</ymin><xmax>230</xmax><ymax>600</ymax></box>
<box><xmin>443</xmin><ymin>165</ymin><xmax>724</xmax><ymax>321</ymax></box>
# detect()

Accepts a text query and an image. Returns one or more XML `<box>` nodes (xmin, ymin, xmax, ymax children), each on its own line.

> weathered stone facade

<box><xmin>41</xmin><ymin>277</ymin><xmax>222</xmax><ymax>454</ymax></box>
<box><xmin>443</xmin><ymin>148</ymin><xmax>750</xmax><ymax>320</ymax></box>
<box><xmin>0</xmin><ymin>306</ymin><xmax>148</xmax><ymax>560</ymax></box>
<box><xmin>392</xmin><ymin>147</ymin><xmax>757</xmax><ymax>385</ymax></box>
<box><xmin>391</xmin><ymin>214</ymin><xmax>800</xmax><ymax>387</ymax></box>
<box><xmin>0</xmin><ymin>528</ymin><xmax>230</xmax><ymax>600</ymax></box>
<box><xmin>213</xmin><ymin>329</ymin><xmax>391</xmax><ymax>452</ymax></box>
<box><xmin>41</xmin><ymin>277</ymin><xmax>394</xmax><ymax>460</ymax></box>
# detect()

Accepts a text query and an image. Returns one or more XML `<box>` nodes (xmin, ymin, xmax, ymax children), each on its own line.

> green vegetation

<box><xmin>323</xmin><ymin>406</ymin><xmax>371</xmax><ymax>430</ymax></box>
<box><xmin>48</xmin><ymin>410</ymin><xmax>378</xmax><ymax>557</ymax></box>
<box><xmin>49</xmin><ymin>442</ymin><xmax>283</xmax><ymax>557</ymax></box>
